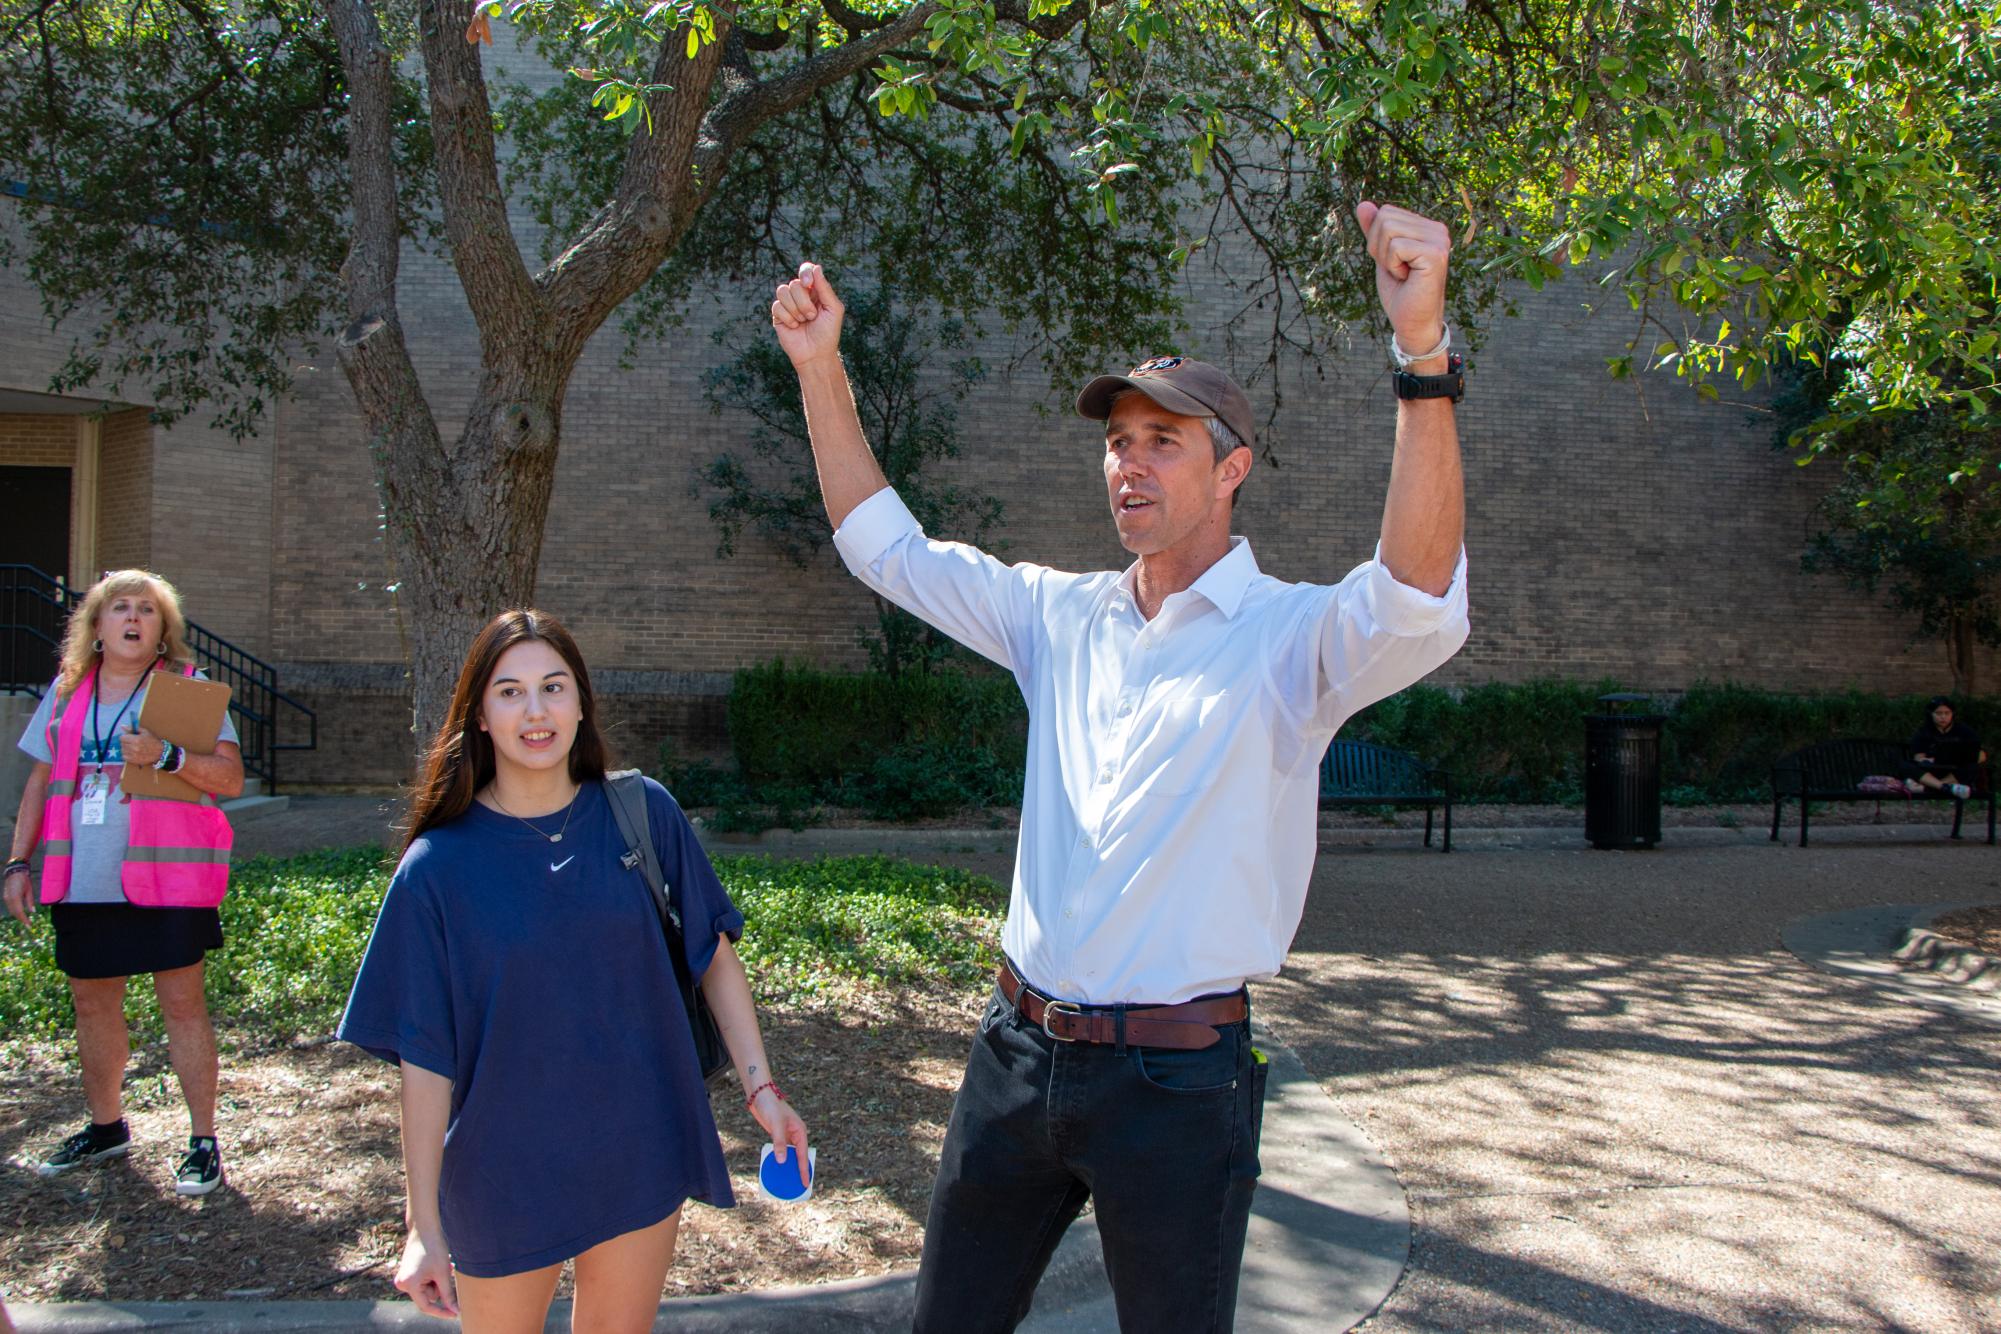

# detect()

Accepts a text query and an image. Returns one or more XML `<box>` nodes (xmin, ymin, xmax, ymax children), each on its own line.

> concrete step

<box><xmin>221</xmin><ymin>793</ymin><xmax>289</xmax><ymax>825</ymax></box>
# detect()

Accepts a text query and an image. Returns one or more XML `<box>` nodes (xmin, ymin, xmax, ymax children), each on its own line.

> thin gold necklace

<box><xmin>488</xmin><ymin>785</ymin><xmax>580</xmax><ymax>844</ymax></box>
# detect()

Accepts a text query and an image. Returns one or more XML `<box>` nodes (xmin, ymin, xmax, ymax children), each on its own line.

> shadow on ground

<box><xmin>1254</xmin><ymin>839</ymin><xmax>2001</xmax><ymax>1331</ymax></box>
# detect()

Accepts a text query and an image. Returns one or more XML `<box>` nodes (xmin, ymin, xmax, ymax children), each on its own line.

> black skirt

<box><xmin>50</xmin><ymin>902</ymin><xmax>224</xmax><ymax>980</ymax></box>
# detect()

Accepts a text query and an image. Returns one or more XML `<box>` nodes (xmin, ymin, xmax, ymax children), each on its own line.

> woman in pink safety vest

<box><xmin>3</xmin><ymin>569</ymin><xmax>243</xmax><ymax>1197</ymax></box>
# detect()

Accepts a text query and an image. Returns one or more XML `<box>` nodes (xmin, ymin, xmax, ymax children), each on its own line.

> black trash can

<box><xmin>1584</xmin><ymin>693</ymin><xmax>1664</xmax><ymax>850</ymax></box>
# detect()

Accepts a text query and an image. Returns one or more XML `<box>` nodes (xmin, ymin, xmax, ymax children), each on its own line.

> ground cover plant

<box><xmin>0</xmin><ymin>848</ymin><xmax>1007</xmax><ymax>1302</ymax></box>
<box><xmin>0</xmin><ymin>850</ymin><xmax>1004</xmax><ymax>1043</ymax></box>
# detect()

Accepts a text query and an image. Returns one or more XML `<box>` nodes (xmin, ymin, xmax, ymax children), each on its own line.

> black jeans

<box><xmin>912</xmin><ymin>983</ymin><xmax>1269</xmax><ymax>1333</ymax></box>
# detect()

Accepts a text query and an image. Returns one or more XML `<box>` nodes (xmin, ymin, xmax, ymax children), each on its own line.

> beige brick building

<box><xmin>3</xmin><ymin>175</ymin><xmax>1980</xmax><ymax>787</ymax></box>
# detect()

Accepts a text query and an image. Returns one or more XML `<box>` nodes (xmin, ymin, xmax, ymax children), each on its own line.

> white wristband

<box><xmin>1390</xmin><ymin>322</ymin><xmax>1451</xmax><ymax>369</ymax></box>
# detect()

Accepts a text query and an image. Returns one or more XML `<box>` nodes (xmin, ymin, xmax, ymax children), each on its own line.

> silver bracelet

<box><xmin>1390</xmin><ymin>322</ymin><xmax>1451</xmax><ymax>369</ymax></box>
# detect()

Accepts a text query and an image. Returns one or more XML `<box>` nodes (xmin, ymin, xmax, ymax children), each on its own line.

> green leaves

<box><xmin>8</xmin><ymin>0</ymin><xmax>1994</xmax><ymax>484</ymax></box>
<box><xmin>0</xmin><ymin>0</ymin><xmax>435</xmax><ymax>437</ymax></box>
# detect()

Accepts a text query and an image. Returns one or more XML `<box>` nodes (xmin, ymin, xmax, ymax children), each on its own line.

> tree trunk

<box><xmin>322</xmin><ymin>0</ymin><xmax>948</xmax><ymax>766</ymax></box>
<box><xmin>1949</xmin><ymin>611</ymin><xmax>1977</xmax><ymax>697</ymax></box>
<box><xmin>381</xmin><ymin>381</ymin><xmax>568</xmax><ymax>748</ymax></box>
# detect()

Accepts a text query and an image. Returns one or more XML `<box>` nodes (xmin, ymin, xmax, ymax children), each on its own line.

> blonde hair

<box><xmin>56</xmin><ymin>570</ymin><xmax>194</xmax><ymax>697</ymax></box>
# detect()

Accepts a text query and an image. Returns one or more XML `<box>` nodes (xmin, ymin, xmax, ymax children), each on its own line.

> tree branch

<box><xmin>543</xmin><ymin>4</ymin><xmax>936</xmax><ymax>349</ymax></box>
<box><xmin>822</xmin><ymin>0</ymin><xmax>890</xmax><ymax>36</ymax></box>
<box><xmin>414</xmin><ymin>0</ymin><xmax>541</xmax><ymax>356</ymax></box>
<box><xmin>695</xmin><ymin>4</ymin><xmax>938</xmax><ymax>180</ymax></box>
<box><xmin>323</xmin><ymin>0</ymin><xmax>437</xmax><ymax>449</ymax></box>
<box><xmin>992</xmin><ymin>0</ymin><xmax>1088</xmax><ymax>42</ymax></box>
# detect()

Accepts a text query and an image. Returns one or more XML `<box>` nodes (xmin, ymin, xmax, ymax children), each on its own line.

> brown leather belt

<box><xmin>998</xmin><ymin>960</ymin><xmax>1247</xmax><ymax>1050</ymax></box>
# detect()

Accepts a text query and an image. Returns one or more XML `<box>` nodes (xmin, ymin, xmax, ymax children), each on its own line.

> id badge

<box><xmin>78</xmin><ymin>787</ymin><xmax>108</xmax><ymax>826</ymax></box>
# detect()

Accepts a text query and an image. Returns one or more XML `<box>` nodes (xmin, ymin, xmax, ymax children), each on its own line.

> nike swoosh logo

<box><xmin>550</xmin><ymin>856</ymin><xmax>575</xmax><ymax>873</ymax></box>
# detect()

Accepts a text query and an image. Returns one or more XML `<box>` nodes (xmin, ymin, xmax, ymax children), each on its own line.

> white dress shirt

<box><xmin>834</xmin><ymin>487</ymin><xmax>1470</xmax><ymax>1005</ymax></box>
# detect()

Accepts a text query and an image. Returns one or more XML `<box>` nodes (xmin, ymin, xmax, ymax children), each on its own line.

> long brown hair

<box><xmin>57</xmin><ymin>569</ymin><xmax>195</xmax><ymax>697</ymax></box>
<box><xmin>403</xmin><ymin>609</ymin><xmax>610</xmax><ymax>850</ymax></box>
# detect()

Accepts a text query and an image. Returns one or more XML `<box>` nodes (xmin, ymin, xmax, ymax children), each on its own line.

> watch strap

<box><xmin>1392</xmin><ymin>352</ymin><xmax>1465</xmax><ymax>403</ymax></box>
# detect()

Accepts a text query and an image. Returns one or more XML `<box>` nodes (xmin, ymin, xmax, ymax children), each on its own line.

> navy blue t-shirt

<box><xmin>338</xmin><ymin>778</ymin><xmax>743</xmax><ymax>1277</ymax></box>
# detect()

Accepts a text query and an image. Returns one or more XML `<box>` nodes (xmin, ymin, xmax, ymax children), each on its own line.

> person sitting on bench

<box><xmin>1905</xmin><ymin>695</ymin><xmax>1985</xmax><ymax>799</ymax></box>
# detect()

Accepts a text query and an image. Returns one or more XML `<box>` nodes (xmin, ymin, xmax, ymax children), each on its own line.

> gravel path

<box><xmin>1255</xmin><ymin>837</ymin><xmax>2001</xmax><ymax>1331</ymax></box>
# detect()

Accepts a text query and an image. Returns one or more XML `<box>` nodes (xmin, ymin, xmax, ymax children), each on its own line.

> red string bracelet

<box><xmin>744</xmin><ymin>1079</ymin><xmax>786</xmax><ymax>1112</ymax></box>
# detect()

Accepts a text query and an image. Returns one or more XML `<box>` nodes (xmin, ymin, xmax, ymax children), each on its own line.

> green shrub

<box><xmin>1350</xmin><ymin>679</ymin><xmax>1992</xmax><ymax>804</ymax></box>
<box><xmin>686</xmin><ymin>662</ymin><xmax>1993</xmax><ymax>818</ymax></box>
<box><xmin>728</xmin><ymin>659</ymin><xmax>1026</xmax><ymax>789</ymax></box>
<box><xmin>1347</xmin><ymin>679</ymin><xmax>1614</xmax><ymax>802</ymax></box>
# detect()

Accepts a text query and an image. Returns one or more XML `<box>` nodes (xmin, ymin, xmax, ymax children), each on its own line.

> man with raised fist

<box><xmin>770</xmin><ymin>201</ymin><xmax>1469</xmax><ymax>1333</ymax></box>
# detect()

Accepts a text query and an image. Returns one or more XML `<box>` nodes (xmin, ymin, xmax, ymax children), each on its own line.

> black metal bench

<box><xmin>1770</xmin><ymin>738</ymin><xmax>1995</xmax><ymax>846</ymax></box>
<box><xmin>1319</xmin><ymin>739</ymin><xmax>1453</xmax><ymax>852</ymax></box>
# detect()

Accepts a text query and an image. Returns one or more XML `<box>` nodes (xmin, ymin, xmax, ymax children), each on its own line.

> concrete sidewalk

<box><xmin>9</xmin><ymin>1031</ymin><xmax>1408</xmax><ymax>1332</ymax></box>
<box><xmin>1255</xmin><ymin>832</ymin><xmax>2001</xmax><ymax>1331</ymax></box>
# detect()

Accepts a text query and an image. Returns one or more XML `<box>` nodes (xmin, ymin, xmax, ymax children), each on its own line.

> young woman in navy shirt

<box><xmin>340</xmin><ymin>610</ymin><xmax>809</xmax><ymax>1329</ymax></box>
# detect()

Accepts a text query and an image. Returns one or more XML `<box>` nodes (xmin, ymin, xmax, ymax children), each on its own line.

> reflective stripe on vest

<box><xmin>123</xmin><ymin>843</ymin><xmax>232</xmax><ymax>864</ymax></box>
<box><xmin>38</xmin><ymin>663</ymin><xmax>233</xmax><ymax>908</ymax></box>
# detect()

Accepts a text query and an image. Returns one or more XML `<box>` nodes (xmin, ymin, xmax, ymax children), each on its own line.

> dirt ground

<box><xmin>0</xmin><ymin>992</ymin><xmax>984</xmax><ymax>1304</ymax></box>
<box><xmin>1930</xmin><ymin>902</ymin><xmax>2001</xmax><ymax>954</ymax></box>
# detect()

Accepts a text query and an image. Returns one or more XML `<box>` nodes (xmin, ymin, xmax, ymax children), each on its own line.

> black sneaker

<box><xmin>175</xmin><ymin>1136</ymin><xmax>222</xmax><ymax>1196</ymax></box>
<box><xmin>37</xmin><ymin>1120</ymin><xmax>131</xmax><ymax>1177</ymax></box>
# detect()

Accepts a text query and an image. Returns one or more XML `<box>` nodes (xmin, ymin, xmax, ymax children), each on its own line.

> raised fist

<box><xmin>770</xmin><ymin>262</ymin><xmax>845</xmax><ymax>370</ymax></box>
<box><xmin>1353</xmin><ymin>202</ymin><xmax>1451</xmax><ymax>364</ymax></box>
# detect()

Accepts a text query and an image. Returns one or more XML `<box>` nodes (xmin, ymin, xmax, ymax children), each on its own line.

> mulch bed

<box><xmin>0</xmin><ymin>991</ymin><xmax>983</xmax><ymax>1304</ymax></box>
<box><xmin>1928</xmin><ymin>903</ymin><xmax>2001</xmax><ymax>955</ymax></box>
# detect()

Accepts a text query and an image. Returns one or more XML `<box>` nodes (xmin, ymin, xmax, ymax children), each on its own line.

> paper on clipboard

<box><xmin>120</xmin><ymin>671</ymin><xmax>232</xmax><ymax>802</ymax></box>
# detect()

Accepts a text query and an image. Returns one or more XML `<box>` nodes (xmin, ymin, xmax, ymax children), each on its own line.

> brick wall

<box><xmin>9</xmin><ymin>73</ymin><xmax>1994</xmax><ymax>788</ymax></box>
<box><xmin>95</xmin><ymin>409</ymin><xmax>152</xmax><ymax>576</ymax></box>
<box><xmin>279</xmin><ymin>677</ymin><xmax>730</xmax><ymax>788</ymax></box>
<box><xmin>265</xmin><ymin>245</ymin><xmax>1992</xmax><ymax>782</ymax></box>
<box><xmin>0</xmin><ymin>415</ymin><xmax>74</xmax><ymax>467</ymax></box>
<box><xmin>149</xmin><ymin>416</ymin><xmax>273</xmax><ymax>653</ymax></box>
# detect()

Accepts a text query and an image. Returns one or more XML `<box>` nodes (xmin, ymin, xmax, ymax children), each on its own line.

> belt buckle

<box><xmin>1041</xmin><ymin>1000</ymin><xmax>1082</xmax><ymax>1042</ymax></box>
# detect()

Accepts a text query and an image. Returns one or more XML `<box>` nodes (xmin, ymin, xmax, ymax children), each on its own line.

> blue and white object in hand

<box><xmin>757</xmin><ymin>1144</ymin><xmax>816</xmax><ymax>1203</ymax></box>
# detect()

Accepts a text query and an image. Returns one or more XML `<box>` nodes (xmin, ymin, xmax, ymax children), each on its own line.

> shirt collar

<box><xmin>1113</xmin><ymin>537</ymin><xmax>1260</xmax><ymax>620</ymax></box>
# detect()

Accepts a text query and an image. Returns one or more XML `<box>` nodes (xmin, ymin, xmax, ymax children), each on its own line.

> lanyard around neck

<box><xmin>90</xmin><ymin>666</ymin><xmax>147</xmax><ymax>774</ymax></box>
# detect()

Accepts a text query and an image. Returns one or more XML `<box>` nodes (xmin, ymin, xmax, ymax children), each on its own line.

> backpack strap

<box><xmin>603</xmin><ymin>769</ymin><xmax>683</xmax><ymax>937</ymax></box>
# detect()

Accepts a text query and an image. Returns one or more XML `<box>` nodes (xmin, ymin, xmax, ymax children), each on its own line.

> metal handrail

<box><xmin>0</xmin><ymin>564</ymin><xmax>316</xmax><ymax>792</ymax></box>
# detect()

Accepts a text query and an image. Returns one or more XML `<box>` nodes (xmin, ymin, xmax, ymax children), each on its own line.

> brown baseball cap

<box><xmin>1076</xmin><ymin>356</ymin><xmax>1256</xmax><ymax>450</ymax></box>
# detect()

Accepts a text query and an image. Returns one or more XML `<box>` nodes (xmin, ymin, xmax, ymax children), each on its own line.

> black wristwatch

<box><xmin>1392</xmin><ymin>352</ymin><xmax>1464</xmax><ymax>403</ymax></box>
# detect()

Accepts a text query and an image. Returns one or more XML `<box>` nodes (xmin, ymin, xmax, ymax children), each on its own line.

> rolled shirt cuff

<box><xmin>831</xmin><ymin>486</ymin><xmax>922</xmax><ymax>576</ymax></box>
<box><xmin>1366</xmin><ymin>542</ymin><xmax>1469</xmax><ymax>637</ymax></box>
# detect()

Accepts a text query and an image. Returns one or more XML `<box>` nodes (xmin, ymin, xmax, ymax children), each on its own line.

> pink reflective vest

<box><xmin>38</xmin><ymin>663</ymin><xmax>233</xmax><ymax>908</ymax></box>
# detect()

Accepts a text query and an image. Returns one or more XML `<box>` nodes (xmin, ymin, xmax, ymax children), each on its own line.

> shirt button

<box><xmin>1116</xmin><ymin>699</ymin><xmax>1133</xmax><ymax>717</ymax></box>
<box><xmin>1097</xmin><ymin>763</ymin><xmax>1114</xmax><ymax>783</ymax></box>
<box><xmin>1065</xmin><ymin>908</ymin><xmax>1075</xmax><ymax>919</ymax></box>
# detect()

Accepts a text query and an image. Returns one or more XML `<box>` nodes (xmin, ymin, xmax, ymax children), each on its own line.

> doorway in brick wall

<box><xmin>1</xmin><ymin>464</ymin><xmax>72</xmax><ymax>688</ymax></box>
<box><xmin>1</xmin><ymin>465</ymin><xmax>70</xmax><ymax>572</ymax></box>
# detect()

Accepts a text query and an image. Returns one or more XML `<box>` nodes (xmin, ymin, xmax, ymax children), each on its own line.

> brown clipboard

<box><xmin>120</xmin><ymin>671</ymin><xmax>233</xmax><ymax>802</ymax></box>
